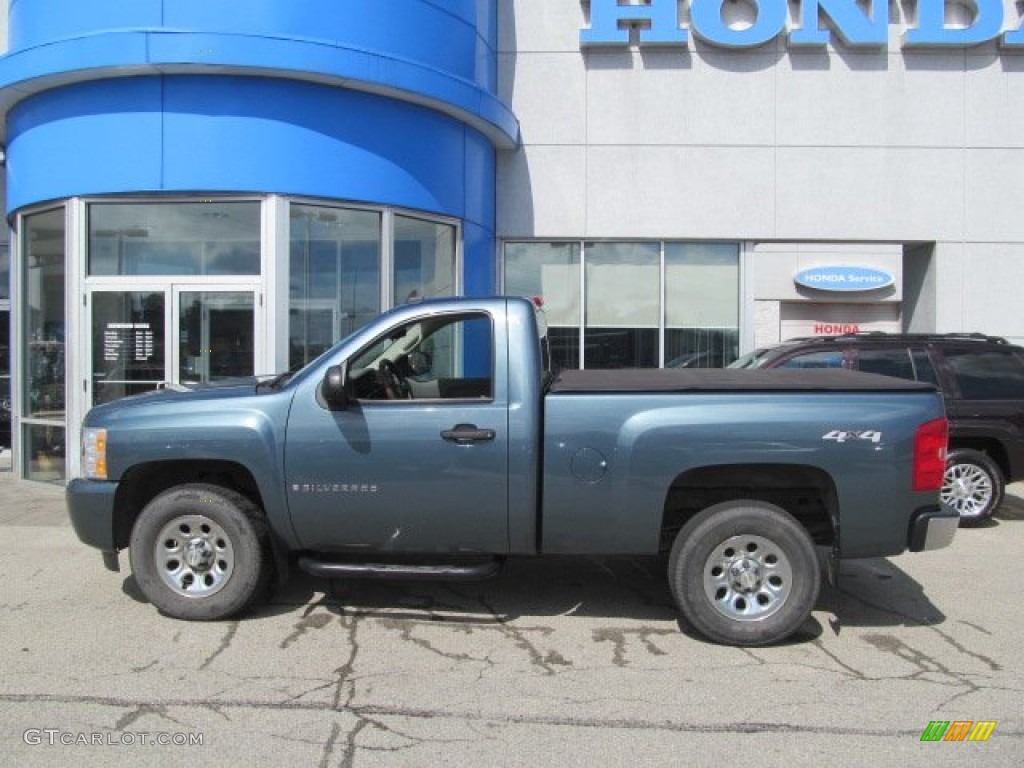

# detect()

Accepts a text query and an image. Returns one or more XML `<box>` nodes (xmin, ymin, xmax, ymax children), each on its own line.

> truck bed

<box><xmin>549</xmin><ymin>368</ymin><xmax>935</xmax><ymax>393</ymax></box>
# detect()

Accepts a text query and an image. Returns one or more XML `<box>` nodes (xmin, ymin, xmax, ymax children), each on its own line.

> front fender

<box><xmin>93</xmin><ymin>391</ymin><xmax>297</xmax><ymax>546</ymax></box>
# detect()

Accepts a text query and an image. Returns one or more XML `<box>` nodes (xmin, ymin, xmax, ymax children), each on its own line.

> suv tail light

<box><xmin>913</xmin><ymin>418</ymin><xmax>948</xmax><ymax>492</ymax></box>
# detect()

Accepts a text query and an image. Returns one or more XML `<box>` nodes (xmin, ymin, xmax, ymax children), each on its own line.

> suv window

<box><xmin>778</xmin><ymin>350</ymin><xmax>845</xmax><ymax>369</ymax></box>
<box><xmin>856</xmin><ymin>348</ymin><xmax>915</xmax><ymax>380</ymax></box>
<box><xmin>912</xmin><ymin>350</ymin><xmax>940</xmax><ymax>386</ymax></box>
<box><xmin>855</xmin><ymin>347</ymin><xmax>941</xmax><ymax>386</ymax></box>
<box><xmin>943</xmin><ymin>349</ymin><xmax>1024</xmax><ymax>399</ymax></box>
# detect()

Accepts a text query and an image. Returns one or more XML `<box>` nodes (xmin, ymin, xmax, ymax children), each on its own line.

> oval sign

<box><xmin>794</xmin><ymin>266</ymin><xmax>894</xmax><ymax>293</ymax></box>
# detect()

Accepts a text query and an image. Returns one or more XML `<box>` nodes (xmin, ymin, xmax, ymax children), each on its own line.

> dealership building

<box><xmin>1</xmin><ymin>0</ymin><xmax>1023</xmax><ymax>482</ymax></box>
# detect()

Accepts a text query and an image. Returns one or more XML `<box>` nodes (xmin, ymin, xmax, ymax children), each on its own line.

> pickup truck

<box><xmin>67</xmin><ymin>297</ymin><xmax>957</xmax><ymax>646</ymax></box>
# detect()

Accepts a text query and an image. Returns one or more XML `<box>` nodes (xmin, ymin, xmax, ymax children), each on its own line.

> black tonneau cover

<box><xmin>550</xmin><ymin>368</ymin><xmax>935</xmax><ymax>393</ymax></box>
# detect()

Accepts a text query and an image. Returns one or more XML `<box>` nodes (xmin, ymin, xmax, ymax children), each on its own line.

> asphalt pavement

<box><xmin>0</xmin><ymin>467</ymin><xmax>1022</xmax><ymax>767</ymax></box>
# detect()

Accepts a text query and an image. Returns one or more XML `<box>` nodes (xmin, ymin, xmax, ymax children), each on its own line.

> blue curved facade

<box><xmin>6</xmin><ymin>76</ymin><xmax>495</xmax><ymax>268</ymax></box>
<box><xmin>0</xmin><ymin>0</ymin><xmax>521</xmax><ymax>481</ymax></box>
<box><xmin>0</xmin><ymin>0</ymin><xmax>517</xmax><ymax>294</ymax></box>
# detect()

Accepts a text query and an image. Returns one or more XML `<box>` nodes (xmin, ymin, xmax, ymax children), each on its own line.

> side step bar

<box><xmin>298</xmin><ymin>556</ymin><xmax>503</xmax><ymax>582</ymax></box>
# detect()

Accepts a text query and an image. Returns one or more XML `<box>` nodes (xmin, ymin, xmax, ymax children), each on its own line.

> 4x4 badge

<box><xmin>822</xmin><ymin>429</ymin><xmax>882</xmax><ymax>444</ymax></box>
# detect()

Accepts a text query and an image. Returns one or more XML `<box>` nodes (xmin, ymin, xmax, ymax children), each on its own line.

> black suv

<box><xmin>730</xmin><ymin>333</ymin><xmax>1024</xmax><ymax>525</ymax></box>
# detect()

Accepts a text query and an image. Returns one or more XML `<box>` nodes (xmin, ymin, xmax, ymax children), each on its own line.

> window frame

<box><xmin>937</xmin><ymin>346</ymin><xmax>1024</xmax><ymax>401</ymax></box>
<box><xmin>501</xmin><ymin>239</ymin><xmax>740</xmax><ymax>370</ymax></box>
<box><xmin>346</xmin><ymin>310</ymin><xmax>495</xmax><ymax>405</ymax></box>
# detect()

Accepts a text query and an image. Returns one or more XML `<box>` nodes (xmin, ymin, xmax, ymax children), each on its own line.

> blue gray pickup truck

<box><xmin>67</xmin><ymin>297</ymin><xmax>957</xmax><ymax>646</ymax></box>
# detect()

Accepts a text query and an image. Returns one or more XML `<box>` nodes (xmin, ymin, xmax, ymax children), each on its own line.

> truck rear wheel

<box><xmin>668</xmin><ymin>500</ymin><xmax>820</xmax><ymax>646</ymax></box>
<box><xmin>129</xmin><ymin>484</ymin><xmax>271</xmax><ymax>620</ymax></box>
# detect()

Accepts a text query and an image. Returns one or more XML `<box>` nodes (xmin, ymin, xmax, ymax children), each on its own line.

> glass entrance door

<box><xmin>91</xmin><ymin>290</ymin><xmax>166</xmax><ymax>405</ymax></box>
<box><xmin>88</xmin><ymin>287</ymin><xmax>259</xmax><ymax>406</ymax></box>
<box><xmin>177</xmin><ymin>291</ymin><xmax>255</xmax><ymax>385</ymax></box>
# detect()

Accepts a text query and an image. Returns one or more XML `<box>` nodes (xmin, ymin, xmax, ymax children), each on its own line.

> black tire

<box><xmin>129</xmin><ymin>483</ymin><xmax>272</xmax><ymax>620</ymax></box>
<box><xmin>942</xmin><ymin>449</ymin><xmax>1004</xmax><ymax>527</ymax></box>
<box><xmin>668</xmin><ymin>500</ymin><xmax>821</xmax><ymax>647</ymax></box>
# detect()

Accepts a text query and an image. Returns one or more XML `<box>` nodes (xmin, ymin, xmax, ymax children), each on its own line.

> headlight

<box><xmin>82</xmin><ymin>428</ymin><xmax>108</xmax><ymax>480</ymax></box>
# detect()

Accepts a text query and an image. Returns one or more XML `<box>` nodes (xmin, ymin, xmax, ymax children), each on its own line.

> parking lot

<box><xmin>0</xmin><ymin>472</ymin><xmax>1021</xmax><ymax>767</ymax></box>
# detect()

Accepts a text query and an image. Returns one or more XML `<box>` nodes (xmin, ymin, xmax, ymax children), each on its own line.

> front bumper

<box><xmin>66</xmin><ymin>478</ymin><xmax>120</xmax><ymax>569</ymax></box>
<box><xmin>908</xmin><ymin>504</ymin><xmax>959</xmax><ymax>552</ymax></box>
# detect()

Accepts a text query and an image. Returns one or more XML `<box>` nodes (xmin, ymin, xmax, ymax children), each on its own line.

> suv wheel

<box><xmin>941</xmin><ymin>449</ymin><xmax>1004</xmax><ymax>526</ymax></box>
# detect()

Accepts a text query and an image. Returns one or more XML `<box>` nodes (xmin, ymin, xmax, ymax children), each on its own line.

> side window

<box><xmin>856</xmin><ymin>348</ymin><xmax>915</xmax><ymax>381</ymax></box>
<box><xmin>944</xmin><ymin>349</ymin><xmax>1024</xmax><ymax>400</ymax></box>
<box><xmin>349</xmin><ymin>313</ymin><xmax>493</xmax><ymax>401</ymax></box>
<box><xmin>415</xmin><ymin>315</ymin><xmax>493</xmax><ymax>398</ymax></box>
<box><xmin>911</xmin><ymin>350</ymin><xmax>940</xmax><ymax>386</ymax></box>
<box><xmin>777</xmin><ymin>350</ymin><xmax>844</xmax><ymax>369</ymax></box>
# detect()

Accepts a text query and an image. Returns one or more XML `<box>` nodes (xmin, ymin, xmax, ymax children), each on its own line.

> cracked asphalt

<box><xmin>1</xmin><ymin>472</ymin><xmax>1021</xmax><ymax>766</ymax></box>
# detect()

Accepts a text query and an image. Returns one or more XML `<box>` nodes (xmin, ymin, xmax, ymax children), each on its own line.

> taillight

<box><xmin>913</xmin><ymin>418</ymin><xmax>948</xmax><ymax>492</ymax></box>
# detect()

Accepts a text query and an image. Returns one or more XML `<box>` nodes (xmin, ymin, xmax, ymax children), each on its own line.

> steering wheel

<box><xmin>378</xmin><ymin>359</ymin><xmax>411</xmax><ymax>400</ymax></box>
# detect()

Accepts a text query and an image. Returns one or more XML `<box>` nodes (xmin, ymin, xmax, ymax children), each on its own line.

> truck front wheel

<box><xmin>668</xmin><ymin>500</ymin><xmax>821</xmax><ymax>646</ymax></box>
<box><xmin>129</xmin><ymin>484</ymin><xmax>271</xmax><ymax>620</ymax></box>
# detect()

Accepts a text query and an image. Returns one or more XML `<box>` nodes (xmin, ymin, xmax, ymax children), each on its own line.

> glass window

<box><xmin>289</xmin><ymin>205</ymin><xmax>381</xmax><ymax>370</ymax></box>
<box><xmin>0</xmin><ymin>242</ymin><xmax>9</xmax><ymax>300</ymax></box>
<box><xmin>504</xmin><ymin>241</ymin><xmax>741</xmax><ymax>371</ymax></box>
<box><xmin>856</xmin><ymin>348</ymin><xmax>915</xmax><ymax>381</ymax></box>
<box><xmin>394</xmin><ymin>215</ymin><xmax>455</xmax><ymax>304</ymax></box>
<box><xmin>665</xmin><ymin>244</ymin><xmax>739</xmax><ymax>368</ymax></box>
<box><xmin>179</xmin><ymin>292</ymin><xmax>255</xmax><ymax>384</ymax></box>
<box><xmin>504</xmin><ymin>242</ymin><xmax>580</xmax><ymax>372</ymax></box>
<box><xmin>504</xmin><ymin>242</ymin><xmax>580</xmax><ymax>325</ymax></box>
<box><xmin>778</xmin><ymin>350</ymin><xmax>845</xmax><ymax>369</ymax></box>
<box><xmin>23</xmin><ymin>424</ymin><xmax>65</xmax><ymax>483</ymax></box>
<box><xmin>349</xmin><ymin>313</ymin><xmax>492</xmax><ymax>401</ymax></box>
<box><xmin>728</xmin><ymin>347</ymin><xmax>774</xmax><ymax>369</ymax></box>
<box><xmin>547</xmin><ymin>328</ymin><xmax>580</xmax><ymax>372</ymax></box>
<box><xmin>944</xmin><ymin>349</ymin><xmax>1024</xmax><ymax>399</ymax></box>
<box><xmin>22</xmin><ymin>207</ymin><xmax>66</xmax><ymax>482</ymax></box>
<box><xmin>585</xmin><ymin>242</ymin><xmax>659</xmax><ymax>368</ymax></box>
<box><xmin>91</xmin><ymin>292</ymin><xmax>165</xmax><ymax>405</ymax></box>
<box><xmin>0</xmin><ymin>240</ymin><xmax>8</xmax><ymax>447</ymax></box>
<box><xmin>0</xmin><ymin>310</ymin><xmax>10</xmax><ymax>449</ymax></box>
<box><xmin>89</xmin><ymin>202</ymin><xmax>260</xmax><ymax>276</ymax></box>
<box><xmin>912</xmin><ymin>350</ymin><xmax>940</xmax><ymax>386</ymax></box>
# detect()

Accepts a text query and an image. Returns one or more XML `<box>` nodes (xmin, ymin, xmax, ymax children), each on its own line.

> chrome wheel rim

<box><xmin>155</xmin><ymin>515</ymin><xmax>234</xmax><ymax>598</ymax></box>
<box><xmin>703</xmin><ymin>534</ymin><xmax>793</xmax><ymax>622</ymax></box>
<box><xmin>942</xmin><ymin>463</ymin><xmax>993</xmax><ymax>519</ymax></box>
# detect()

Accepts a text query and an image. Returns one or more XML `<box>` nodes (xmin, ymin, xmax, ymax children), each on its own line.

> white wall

<box><xmin>934</xmin><ymin>241</ymin><xmax>1024</xmax><ymax>345</ymax></box>
<box><xmin>497</xmin><ymin>1</ymin><xmax>1024</xmax><ymax>340</ymax></box>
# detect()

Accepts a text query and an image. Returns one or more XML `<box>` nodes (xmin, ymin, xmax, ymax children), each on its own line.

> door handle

<box><xmin>441</xmin><ymin>424</ymin><xmax>496</xmax><ymax>443</ymax></box>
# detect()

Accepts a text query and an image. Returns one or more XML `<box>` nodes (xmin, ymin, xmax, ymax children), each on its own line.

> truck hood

<box><xmin>84</xmin><ymin>378</ymin><xmax>266</xmax><ymax>425</ymax></box>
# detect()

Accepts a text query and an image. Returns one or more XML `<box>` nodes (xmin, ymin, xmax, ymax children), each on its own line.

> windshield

<box><xmin>727</xmin><ymin>347</ymin><xmax>775</xmax><ymax>369</ymax></box>
<box><xmin>257</xmin><ymin>324</ymin><xmax>368</xmax><ymax>391</ymax></box>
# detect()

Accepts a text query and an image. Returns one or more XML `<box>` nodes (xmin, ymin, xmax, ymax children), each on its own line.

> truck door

<box><xmin>284</xmin><ymin>311</ymin><xmax>510</xmax><ymax>553</ymax></box>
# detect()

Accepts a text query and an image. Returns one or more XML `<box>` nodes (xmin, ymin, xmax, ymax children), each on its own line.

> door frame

<box><xmin>171</xmin><ymin>284</ymin><xmax>265</xmax><ymax>387</ymax></box>
<box><xmin>83</xmin><ymin>282</ymin><xmax>267</xmax><ymax>400</ymax></box>
<box><xmin>75</xmin><ymin>280</ymin><xmax>267</xmax><ymax>476</ymax></box>
<box><xmin>84</xmin><ymin>282</ymin><xmax>172</xmax><ymax>409</ymax></box>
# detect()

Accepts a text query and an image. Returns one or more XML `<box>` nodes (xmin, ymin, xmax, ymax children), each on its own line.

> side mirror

<box><xmin>322</xmin><ymin>363</ymin><xmax>350</xmax><ymax>410</ymax></box>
